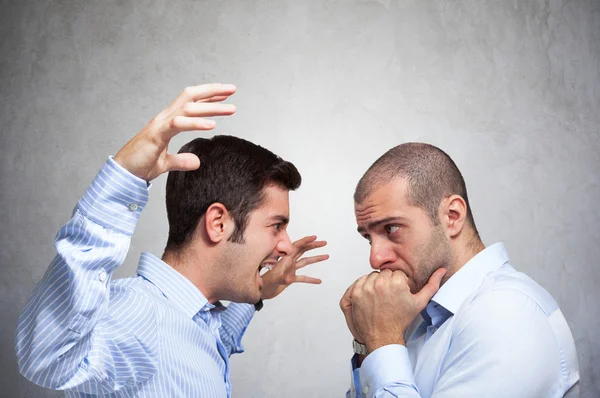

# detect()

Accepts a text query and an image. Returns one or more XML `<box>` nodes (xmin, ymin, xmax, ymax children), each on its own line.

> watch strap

<box><xmin>352</xmin><ymin>339</ymin><xmax>367</xmax><ymax>355</ymax></box>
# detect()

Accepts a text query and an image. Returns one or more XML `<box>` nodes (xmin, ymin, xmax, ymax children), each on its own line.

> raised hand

<box><xmin>261</xmin><ymin>235</ymin><xmax>329</xmax><ymax>300</ymax></box>
<box><xmin>114</xmin><ymin>84</ymin><xmax>237</xmax><ymax>182</ymax></box>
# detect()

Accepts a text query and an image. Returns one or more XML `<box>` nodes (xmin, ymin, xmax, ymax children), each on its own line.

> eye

<box><xmin>385</xmin><ymin>225</ymin><xmax>400</xmax><ymax>234</ymax></box>
<box><xmin>362</xmin><ymin>234</ymin><xmax>372</xmax><ymax>245</ymax></box>
<box><xmin>272</xmin><ymin>223</ymin><xmax>282</xmax><ymax>231</ymax></box>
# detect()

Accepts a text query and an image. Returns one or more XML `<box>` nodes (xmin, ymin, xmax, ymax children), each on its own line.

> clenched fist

<box><xmin>341</xmin><ymin>268</ymin><xmax>446</xmax><ymax>354</ymax></box>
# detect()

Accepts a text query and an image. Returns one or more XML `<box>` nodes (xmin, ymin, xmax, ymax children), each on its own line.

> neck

<box><xmin>162</xmin><ymin>246</ymin><xmax>220</xmax><ymax>304</ymax></box>
<box><xmin>444</xmin><ymin>231</ymin><xmax>485</xmax><ymax>283</ymax></box>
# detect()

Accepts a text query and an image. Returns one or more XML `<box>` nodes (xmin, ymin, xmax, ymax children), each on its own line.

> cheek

<box><xmin>407</xmin><ymin>229</ymin><xmax>429</xmax><ymax>251</ymax></box>
<box><xmin>255</xmin><ymin>232</ymin><xmax>279</xmax><ymax>257</ymax></box>
<box><xmin>394</xmin><ymin>234</ymin><xmax>423</xmax><ymax>265</ymax></box>
<box><xmin>394</xmin><ymin>247</ymin><xmax>412</xmax><ymax>266</ymax></box>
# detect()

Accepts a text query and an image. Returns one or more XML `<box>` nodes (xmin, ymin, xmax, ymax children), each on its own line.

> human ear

<box><xmin>442</xmin><ymin>195</ymin><xmax>467</xmax><ymax>238</ymax></box>
<box><xmin>204</xmin><ymin>203</ymin><xmax>231</xmax><ymax>243</ymax></box>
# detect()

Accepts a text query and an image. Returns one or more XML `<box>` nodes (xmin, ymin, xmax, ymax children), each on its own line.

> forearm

<box><xmin>218</xmin><ymin>302</ymin><xmax>255</xmax><ymax>356</ymax></box>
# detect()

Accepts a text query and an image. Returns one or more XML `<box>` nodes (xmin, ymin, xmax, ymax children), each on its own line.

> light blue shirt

<box><xmin>349</xmin><ymin>243</ymin><xmax>580</xmax><ymax>398</ymax></box>
<box><xmin>15</xmin><ymin>157</ymin><xmax>255</xmax><ymax>397</ymax></box>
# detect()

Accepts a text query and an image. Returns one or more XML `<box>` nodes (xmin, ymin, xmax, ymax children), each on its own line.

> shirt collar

<box><xmin>136</xmin><ymin>252</ymin><xmax>215</xmax><ymax>318</ymax></box>
<box><xmin>428</xmin><ymin>242</ymin><xmax>510</xmax><ymax>319</ymax></box>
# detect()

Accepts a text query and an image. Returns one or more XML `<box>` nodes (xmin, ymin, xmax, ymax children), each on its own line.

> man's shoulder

<box><xmin>449</xmin><ymin>269</ymin><xmax>558</xmax><ymax>343</ymax></box>
<box><xmin>448</xmin><ymin>263</ymin><xmax>579</xmax><ymax>389</ymax></box>
<box><xmin>460</xmin><ymin>264</ymin><xmax>558</xmax><ymax>317</ymax></box>
<box><xmin>108</xmin><ymin>276</ymin><xmax>163</xmax><ymax>312</ymax></box>
<box><xmin>446</xmin><ymin>264</ymin><xmax>561</xmax><ymax>335</ymax></box>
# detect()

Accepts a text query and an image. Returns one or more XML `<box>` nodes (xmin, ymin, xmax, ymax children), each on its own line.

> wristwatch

<box><xmin>352</xmin><ymin>339</ymin><xmax>367</xmax><ymax>355</ymax></box>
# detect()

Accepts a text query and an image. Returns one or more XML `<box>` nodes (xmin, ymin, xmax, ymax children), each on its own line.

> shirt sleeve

<box><xmin>350</xmin><ymin>289</ymin><xmax>566</xmax><ymax>398</ymax></box>
<box><xmin>15</xmin><ymin>157</ymin><xmax>158</xmax><ymax>394</ymax></box>
<box><xmin>356</xmin><ymin>345</ymin><xmax>419</xmax><ymax>397</ymax></box>
<box><xmin>347</xmin><ymin>354</ymin><xmax>363</xmax><ymax>398</ymax></box>
<box><xmin>218</xmin><ymin>302</ymin><xmax>255</xmax><ymax>356</ymax></box>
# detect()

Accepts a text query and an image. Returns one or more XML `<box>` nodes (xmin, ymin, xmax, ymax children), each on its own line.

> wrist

<box><xmin>366</xmin><ymin>338</ymin><xmax>406</xmax><ymax>354</ymax></box>
<box><xmin>352</xmin><ymin>339</ymin><xmax>368</xmax><ymax>356</ymax></box>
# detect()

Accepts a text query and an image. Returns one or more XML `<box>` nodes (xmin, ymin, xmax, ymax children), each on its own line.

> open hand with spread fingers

<box><xmin>260</xmin><ymin>235</ymin><xmax>329</xmax><ymax>300</ymax></box>
<box><xmin>114</xmin><ymin>83</ymin><xmax>237</xmax><ymax>182</ymax></box>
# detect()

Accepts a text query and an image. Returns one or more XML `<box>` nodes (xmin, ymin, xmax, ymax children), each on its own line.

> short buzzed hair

<box><xmin>355</xmin><ymin>143</ymin><xmax>479</xmax><ymax>236</ymax></box>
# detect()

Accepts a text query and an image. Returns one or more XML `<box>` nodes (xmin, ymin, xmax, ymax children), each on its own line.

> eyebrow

<box><xmin>357</xmin><ymin>217</ymin><xmax>405</xmax><ymax>234</ymax></box>
<box><xmin>269</xmin><ymin>215</ymin><xmax>290</xmax><ymax>225</ymax></box>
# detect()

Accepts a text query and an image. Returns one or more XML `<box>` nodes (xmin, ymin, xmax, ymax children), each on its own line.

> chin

<box><xmin>239</xmin><ymin>289</ymin><xmax>261</xmax><ymax>305</ymax></box>
<box><xmin>251</xmin><ymin>289</ymin><xmax>262</xmax><ymax>304</ymax></box>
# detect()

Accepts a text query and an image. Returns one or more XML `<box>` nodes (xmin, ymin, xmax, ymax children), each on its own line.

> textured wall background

<box><xmin>1</xmin><ymin>0</ymin><xmax>598</xmax><ymax>397</ymax></box>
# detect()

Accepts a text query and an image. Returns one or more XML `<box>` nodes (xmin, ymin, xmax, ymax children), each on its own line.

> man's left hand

<box><xmin>260</xmin><ymin>235</ymin><xmax>329</xmax><ymax>300</ymax></box>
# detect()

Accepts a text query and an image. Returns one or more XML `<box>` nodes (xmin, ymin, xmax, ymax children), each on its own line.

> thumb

<box><xmin>166</xmin><ymin>153</ymin><xmax>201</xmax><ymax>172</ymax></box>
<box><xmin>414</xmin><ymin>268</ymin><xmax>447</xmax><ymax>310</ymax></box>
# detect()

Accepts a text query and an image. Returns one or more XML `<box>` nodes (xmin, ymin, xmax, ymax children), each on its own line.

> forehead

<box><xmin>354</xmin><ymin>178</ymin><xmax>416</xmax><ymax>227</ymax></box>
<box><xmin>250</xmin><ymin>185</ymin><xmax>290</xmax><ymax>218</ymax></box>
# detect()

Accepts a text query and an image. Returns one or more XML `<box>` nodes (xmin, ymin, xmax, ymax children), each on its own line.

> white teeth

<box><xmin>259</xmin><ymin>264</ymin><xmax>273</xmax><ymax>277</ymax></box>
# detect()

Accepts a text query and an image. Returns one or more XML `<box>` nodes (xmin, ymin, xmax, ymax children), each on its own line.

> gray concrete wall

<box><xmin>1</xmin><ymin>0</ymin><xmax>598</xmax><ymax>397</ymax></box>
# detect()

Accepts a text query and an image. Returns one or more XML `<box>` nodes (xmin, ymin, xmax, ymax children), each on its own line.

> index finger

<box><xmin>296</xmin><ymin>254</ymin><xmax>330</xmax><ymax>270</ymax></box>
<box><xmin>340</xmin><ymin>275</ymin><xmax>367</xmax><ymax>303</ymax></box>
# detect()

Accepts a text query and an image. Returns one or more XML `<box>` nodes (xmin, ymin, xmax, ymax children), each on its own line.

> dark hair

<box><xmin>355</xmin><ymin>142</ymin><xmax>479</xmax><ymax>236</ymax></box>
<box><xmin>164</xmin><ymin>135</ymin><xmax>301</xmax><ymax>251</ymax></box>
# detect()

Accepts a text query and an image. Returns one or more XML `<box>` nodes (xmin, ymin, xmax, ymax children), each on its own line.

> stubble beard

<box><xmin>215</xmin><ymin>242</ymin><xmax>261</xmax><ymax>304</ymax></box>
<box><xmin>413</xmin><ymin>225</ymin><xmax>453</xmax><ymax>294</ymax></box>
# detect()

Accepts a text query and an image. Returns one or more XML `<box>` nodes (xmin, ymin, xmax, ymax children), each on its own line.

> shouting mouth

<box><xmin>258</xmin><ymin>262</ymin><xmax>275</xmax><ymax>277</ymax></box>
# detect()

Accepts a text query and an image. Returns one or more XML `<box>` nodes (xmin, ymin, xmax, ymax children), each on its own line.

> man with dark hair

<box><xmin>341</xmin><ymin>143</ymin><xmax>579</xmax><ymax>397</ymax></box>
<box><xmin>16</xmin><ymin>83</ymin><xmax>328</xmax><ymax>397</ymax></box>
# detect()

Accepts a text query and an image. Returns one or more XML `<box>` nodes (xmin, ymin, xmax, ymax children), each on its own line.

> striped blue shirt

<box><xmin>15</xmin><ymin>157</ymin><xmax>255</xmax><ymax>397</ymax></box>
<box><xmin>348</xmin><ymin>243</ymin><xmax>580</xmax><ymax>398</ymax></box>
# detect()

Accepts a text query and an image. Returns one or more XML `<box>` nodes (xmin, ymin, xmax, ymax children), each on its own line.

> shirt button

<box><xmin>98</xmin><ymin>270</ymin><xmax>107</xmax><ymax>283</ymax></box>
<box><xmin>128</xmin><ymin>203</ymin><xmax>139</xmax><ymax>211</ymax></box>
<box><xmin>363</xmin><ymin>385</ymin><xmax>369</xmax><ymax>394</ymax></box>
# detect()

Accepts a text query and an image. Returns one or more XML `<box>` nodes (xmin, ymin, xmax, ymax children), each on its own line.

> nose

<box><xmin>369</xmin><ymin>238</ymin><xmax>397</xmax><ymax>270</ymax></box>
<box><xmin>276</xmin><ymin>230</ymin><xmax>293</xmax><ymax>257</ymax></box>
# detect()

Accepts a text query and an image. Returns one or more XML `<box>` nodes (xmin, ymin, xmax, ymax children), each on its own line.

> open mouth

<box><xmin>258</xmin><ymin>262</ymin><xmax>275</xmax><ymax>277</ymax></box>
